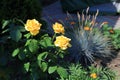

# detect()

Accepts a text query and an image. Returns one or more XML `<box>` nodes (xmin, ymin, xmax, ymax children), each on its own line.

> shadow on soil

<box><xmin>101</xmin><ymin>50</ymin><xmax>120</xmax><ymax>67</ymax></box>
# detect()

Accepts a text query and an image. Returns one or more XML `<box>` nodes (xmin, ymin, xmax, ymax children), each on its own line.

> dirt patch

<box><xmin>95</xmin><ymin>51</ymin><xmax>120</xmax><ymax>80</ymax></box>
<box><xmin>108</xmin><ymin>51</ymin><xmax>120</xmax><ymax>80</ymax></box>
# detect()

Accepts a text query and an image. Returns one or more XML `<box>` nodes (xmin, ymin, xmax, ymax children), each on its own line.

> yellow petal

<box><xmin>30</xmin><ymin>30</ymin><xmax>39</xmax><ymax>36</ymax></box>
<box><xmin>54</xmin><ymin>35</ymin><xmax>71</xmax><ymax>50</ymax></box>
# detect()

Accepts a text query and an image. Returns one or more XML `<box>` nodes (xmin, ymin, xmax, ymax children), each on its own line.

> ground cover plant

<box><xmin>101</xmin><ymin>23</ymin><xmax>120</xmax><ymax>50</ymax></box>
<box><xmin>58</xmin><ymin>63</ymin><xmax>116</xmax><ymax>80</ymax></box>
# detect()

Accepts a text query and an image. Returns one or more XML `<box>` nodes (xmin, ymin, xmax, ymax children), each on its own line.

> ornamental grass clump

<box><xmin>63</xmin><ymin>8</ymin><xmax>113</xmax><ymax>65</ymax></box>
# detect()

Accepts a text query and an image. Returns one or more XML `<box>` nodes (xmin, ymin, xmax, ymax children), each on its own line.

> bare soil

<box><xmin>108</xmin><ymin>51</ymin><xmax>120</xmax><ymax>80</ymax></box>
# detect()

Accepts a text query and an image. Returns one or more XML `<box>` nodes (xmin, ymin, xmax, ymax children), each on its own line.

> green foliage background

<box><xmin>0</xmin><ymin>19</ymin><xmax>69</xmax><ymax>80</ymax></box>
<box><xmin>0</xmin><ymin>0</ymin><xmax>42</xmax><ymax>22</ymax></box>
<box><xmin>102</xmin><ymin>24</ymin><xmax>120</xmax><ymax>49</ymax></box>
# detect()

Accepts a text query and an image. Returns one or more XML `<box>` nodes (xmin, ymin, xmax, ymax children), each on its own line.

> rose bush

<box><xmin>0</xmin><ymin>19</ymin><xmax>71</xmax><ymax>80</ymax></box>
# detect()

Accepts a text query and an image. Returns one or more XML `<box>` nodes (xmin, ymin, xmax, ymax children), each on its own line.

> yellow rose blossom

<box><xmin>25</xmin><ymin>19</ymin><xmax>42</xmax><ymax>36</ymax></box>
<box><xmin>30</xmin><ymin>30</ymin><xmax>39</xmax><ymax>36</ymax></box>
<box><xmin>54</xmin><ymin>35</ymin><xmax>71</xmax><ymax>50</ymax></box>
<box><xmin>90</xmin><ymin>73</ymin><xmax>97</xmax><ymax>79</ymax></box>
<box><xmin>53</xmin><ymin>22</ymin><xmax>65</xmax><ymax>34</ymax></box>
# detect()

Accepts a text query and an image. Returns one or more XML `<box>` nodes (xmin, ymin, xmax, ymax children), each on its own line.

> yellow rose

<box><xmin>90</xmin><ymin>73</ymin><xmax>97</xmax><ymax>79</ymax></box>
<box><xmin>30</xmin><ymin>30</ymin><xmax>39</xmax><ymax>36</ymax></box>
<box><xmin>25</xmin><ymin>19</ymin><xmax>42</xmax><ymax>36</ymax></box>
<box><xmin>53</xmin><ymin>22</ymin><xmax>65</xmax><ymax>34</ymax></box>
<box><xmin>54</xmin><ymin>35</ymin><xmax>71</xmax><ymax>50</ymax></box>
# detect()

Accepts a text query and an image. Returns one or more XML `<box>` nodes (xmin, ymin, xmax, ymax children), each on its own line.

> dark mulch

<box><xmin>41</xmin><ymin>0</ymin><xmax>58</xmax><ymax>6</ymax></box>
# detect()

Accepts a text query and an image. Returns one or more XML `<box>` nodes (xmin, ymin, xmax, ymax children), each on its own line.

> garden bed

<box><xmin>0</xmin><ymin>0</ymin><xmax>120</xmax><ymax>80</ymax></box>
<box><xmin>42</xmin><ymin>1</ymin><xmax>120</xmax><ymax>80</ymax></box>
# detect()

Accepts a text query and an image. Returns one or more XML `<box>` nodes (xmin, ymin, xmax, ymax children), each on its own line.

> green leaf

<box><xmin>102</xmin><ymin>24</ymin><xmax>112</xmax><ymax>30</ymax></box>
<box><xmin>2</xmin><ymin>20</ymin><xmax>10</xmax><ymax>29</ymax></box>
<box><xmin>37</xmin><ymin>52</ymin><xmax>48</xmax><ymax>71</ymax></box>
<box><xmin>41</xmin><ymin>62</ymin><xmax>48</xmax><ymax>72</ymax></box>
<box><xmin>28</xmin><ymin>39</ymin><xmax>39</xmax><ymax>53</ymax></box>
<box><xmin>59</xmin><ymin>53</ymin><xmax>64</xmax><ymax>58</ymax></box>
<box><xmin>10</xmin><ymin>29</ymin><xmax>22</xmax><ymax>42</ymax></box>
<box><xmin>48</xmin><ymin>66</ymin><xmax>57</xmax><ymax>74</ymax></box>
<box><xmin>9</xmin><ymin>23</ymin><xmax>24</xmax><ymax>42</ymax></box>
<box><xmin>24</xmin><ymin>62</ymin><xmax>30</xmax><ymax>72</ymax></box>
<box><xmin>17</xmin><ymin>26</ymin><xmax>26</xmax><ymax>32</ymax></box>
<box><xmin>111</xmin><ymin>34</ymin><xmax>118</xmax><ymax>38</ymax></box>
<box><xmin>39</xmin><ymin>37</ymin><xmax>53</xmax><ymax>48</ymax></box>
<box><xmin>18</xmin><ymin>51</ymin><xmax>26</xmax><ymax>60</ymax></box>
<box><xmin>24</xmin><ymin>33</ymin><xmax>31</xmax><ymax>39</ymax></box>
<box><xmin>114</xmin><ymin>29</ymin><xmax>120</xmax><ymax>34</ymax></box>
<box><xmin>2</xmin><ymin>29</ymin><xmax>9</xmax><ymax>34</ymax></box>
<box><xmin>25</xmin><ymin>39</ymin><xmax>31</xmax><ymax>46</ymax></box>
<box><xmin>104</xmin><ymin>31</ymin><xmax>110</xmax><ymax>35</ymax></box>
<box><xmin>37</xmin><ymin>52</ymin><xmax>48</xmax><ymax>61</ymax></box>
<box><xmin>12</xmin><ymin>48</ymin><xmax>20</xmax><ymax>57</ymax></box>
<box><xmin>45</xmin><ymin>37</ymin><xmax>53</xmax><ymax>46</ymax></box>
<box><xmin>57</xmin><ymin>66</ymin><xmax>68</xmax><ymax>78</ymax></box>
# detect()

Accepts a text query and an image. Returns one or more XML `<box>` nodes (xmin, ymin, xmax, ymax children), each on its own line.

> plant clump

<box><xmin>63</xmin><ymin>9</ymin><xmax>113</xmax><ymax>66</ymax></box>
<box><xmin>101</xmin><ymin>23</ymin><xmax>120</xmax><ymax>50</ymax></box>
<box><xmin>0</xmin><ymin>19</ymin><xmax>71</xmax><ymax>80</ymax></box>
<box><xmin>58</xmin><ymin>63</ymin><xmax>116</xmax><ymax>80</ymax></box>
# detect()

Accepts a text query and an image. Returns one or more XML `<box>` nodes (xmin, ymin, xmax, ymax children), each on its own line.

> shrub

<box><xmin>0</xmin><ymin>19</ymin><xmax>71</xmax><ymax>80</ymax></box>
